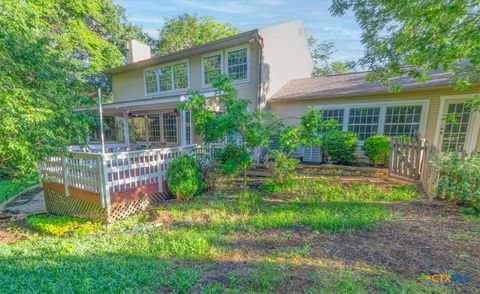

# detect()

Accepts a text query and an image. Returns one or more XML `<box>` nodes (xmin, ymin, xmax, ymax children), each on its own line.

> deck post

<box><xmin>123</xmin><ymin>111</ymin><xmax>130</xmax><ymax>150</ymax></box>
<box><xmin>180</xmin><ymin>110</ymin><xmax>187</xmax><ymax>146</ymax></box>
<box><xmin>62</xmin><ymin>157</ymin><xmax>69</xmax><ymax>196</ymax></box>
<box><xmin>99</xmin><ymin>153</ymin><xmax>111</xmax><ymax>208</ymax></box>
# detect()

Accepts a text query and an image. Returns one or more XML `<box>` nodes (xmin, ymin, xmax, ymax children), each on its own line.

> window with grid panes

<box><xmin>133</xmin><ymin>117</ymin><xmax>146</xmax><ymax>142</ymax></box>
<box><xmin>158</xmin><ymin>66</ymin><xmax>172</xmax><ymax>91</ymax></box>
<box><xmin>384</xmin><ymin>105</ymin><xmax>422</xmax><ymax>136</ymax></box>
<box><xmin>348</xmin><ymin>107</ymin><xmax>381</xmax><ymax>140</ymax></box>
<box><xmin>144</xmin><ymin>70</ymin><xmax>158</xmax><ymax>94</ymax></box>
<box><xmin>442</xmin><ymin>103</ymin><xmax>471</xmax><ymax>152</ymax></box>
<box><xmin>148</xmin><ymin>115</ymin><xmax>161</xmax><ymax>142</ymax></box>
<box><xmin>321</xmin><ymin>108</ymin><xmax>344</xmax><ymax>132</ymax></box>
<box><xmin>163</xmin><ymin>113</ymin><xmax>177</xmax><ymax>143</ymax></box>
<box><xmin>173</xmin><ymin>62</ymin><xmax>188</xmax><ymax>89</ymax></box>
<box><xmin>227</xmin><ymin>48</ymin><xmax>248</xmax><ymax>81</ymax></box>
<box><xmin>90</xmin><ymin>116</ymin><xmax>122</xmax><ymax>142</ymax></box>
<box><xmin>203</xmin><ymin>54</ymin><xmax>222</xmax><ymax>85</ymax></box>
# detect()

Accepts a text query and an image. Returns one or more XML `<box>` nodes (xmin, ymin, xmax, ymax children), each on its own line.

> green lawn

<box><xmin>0</xmin><ymin>176</ymin><xmax>37</xmax><ymax>203</ymax></box>
<box><xmin>0</xmin><ymin>176</ymin><xmax>453</xmax><ymax>293</ymax></box>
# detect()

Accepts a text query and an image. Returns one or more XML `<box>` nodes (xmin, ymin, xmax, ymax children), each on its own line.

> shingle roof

<box><xmin>105</xmin><ymin>30</ymin><xmax>259</xmax><ymax>74</ymax></box>
<box><xmin>269</xmin><ymin>70</ymin><xmax>453</xmax><ymax>102</ymax></box>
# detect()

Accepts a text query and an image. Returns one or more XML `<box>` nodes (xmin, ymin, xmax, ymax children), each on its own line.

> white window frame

<box><xmin>143</xmin><ymin>59</ymin><xmax>190</xmax><ymax>96</ymax></box>
<box><xmin>201</xmin><ymin>50</ymin><xmax>224</xmax><ymax>88</ymax></box>
<box><xmin>434</xmin><ymin>94</ymin><xmax>480</xmax><ymax>154</ymax></box>
<box><xmin>314</xmin><ymin>99</ymin><xmax>430</xmax><ymax>143</ymax></box>
<box><xmin>225</xmin><ymin>45</ymin><xmax>250</xmax><ymax>83</ymax></box>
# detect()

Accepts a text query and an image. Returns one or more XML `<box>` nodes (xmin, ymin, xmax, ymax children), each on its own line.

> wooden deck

<box><xmin>38</xmin><ymin>144</ymin><xmax>216</xmax><ymax>215</ymax></box>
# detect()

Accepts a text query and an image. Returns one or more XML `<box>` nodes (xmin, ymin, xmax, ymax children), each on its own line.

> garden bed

<box><xmin>0</xmin><ymin>175</ymin><xmax>478</xmax><ymax>293</ymax></box>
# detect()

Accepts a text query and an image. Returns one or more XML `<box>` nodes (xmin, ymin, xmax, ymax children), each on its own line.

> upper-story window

<box><xmin>226</xmin><ymin>47</ymin><xmax>248</xmax><ymax>81</ymax></box>
<box><xmin>145</xmin><ymin>70</ymin><xmax>158</xmax><ymax>94</ymax></box>
<box><xmin>203</xmin><ymin>53</ymin><xmax>222</xmax><ymax>85</ymax></box>
<box><xmin>158</xmin><ymin>66</ymin><xmax>172</xmax><ymax>91</ymax></box>
<box><xmin>144</xmin><ymin>60</ymin><xmax>189</xmax><ymax>95</ymax></box>
<box><xmin>173</xmin><ymin>63</ymin><xmax>188</xmax><ymax>89</ymax></box>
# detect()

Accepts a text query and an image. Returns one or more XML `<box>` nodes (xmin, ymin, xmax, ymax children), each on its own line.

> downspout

<box><xmin>254</xmin><ymin>33</ymin><xmax>264</xmax><ymax>111</ymax></box>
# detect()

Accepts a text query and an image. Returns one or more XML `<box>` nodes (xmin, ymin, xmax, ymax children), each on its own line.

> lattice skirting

<box><xmin>43</xmin><ymin>187</ymin><xmax>174</xmax><ymax>223</ymax></box>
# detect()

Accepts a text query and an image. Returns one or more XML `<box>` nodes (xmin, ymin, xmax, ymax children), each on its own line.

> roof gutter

<box><xmin>267</xmin><ymin>85</ymin><xmax>468</xmax><ymax>104</ymax></box>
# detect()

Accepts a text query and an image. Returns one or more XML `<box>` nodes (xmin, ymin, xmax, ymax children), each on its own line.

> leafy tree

<box><xmin>179</xmin><ymin>75</ymin><xmax>270</xmax><ymax>186</ymax></box>
<box><xmin>329</xmin><ymin>0</ymin><xmax>480</xmax><ymax>108</ymax></box>
<box><xmin>156</xmin><ymin>13</ymin><xmax>238</xmax><ymax>55</ymax></box>
<box><xmin>0</xmin><ymin>0</ymin><xmax>148</xmax><ymax>177</ymax></box>
<box><xmin>308</xmin><ymin>36</ymin><xmax>357</xmax><ymax>76</ymax></box>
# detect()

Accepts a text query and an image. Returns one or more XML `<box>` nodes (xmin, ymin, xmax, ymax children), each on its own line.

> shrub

<box><xmin>321</xmin><ymin>131</ymin><xmax>358</xmax><ymax>165</ymax></box>
<box><xmin>270</xmin><ymin>151</ymin><xmax>299</xmax><ymax>185</ymax></box>
<box><xmin>214</xmin><ymin>144</ymin><xmax>252</xmax><ymax>177</ymax></box>
<box><xmin>363</xmin><ymin>135</ymin><xmax>390</xmax><ymax>167</ymax></box>
<box><xmin>166</xmin><ymin>155</ymin><xmax>204</xmax><ymax>201</ymax></box>
<box><xmin>433</xmin><ymin>152</ymin><xmax>480</xmax><ymax>211</ymax></box>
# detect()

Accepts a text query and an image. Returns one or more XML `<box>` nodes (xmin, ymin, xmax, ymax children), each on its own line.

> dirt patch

<box><xmin>0</xmin><ymin>228</ymin><xmax>24</xmax><ymax>244</ymax></box>
<box><xmin>213</xmin><ymin>199</ymin><xmax>479</xmax><ymax>293</ymax></box>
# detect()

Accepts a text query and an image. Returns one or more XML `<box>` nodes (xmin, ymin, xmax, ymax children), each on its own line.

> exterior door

<box><xmin>438</xmin><ymin>100</ymin><xmax>475</xmax><ymax>152</ymax></box>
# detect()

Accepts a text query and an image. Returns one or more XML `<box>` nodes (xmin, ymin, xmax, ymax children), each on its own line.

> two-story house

<box><xmin>95</xmin><ymin>20</ymin><xmax>479</xmax><ymax>158</ymax></box>
<box><xmin>94</xmin><ymin>21</ymin><xmax>313</xmax><ymax>151</ymax></box>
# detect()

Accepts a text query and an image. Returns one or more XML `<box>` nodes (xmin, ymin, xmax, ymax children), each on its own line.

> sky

<box><xmin>114</xmin><ymin>0</ymin><xmax>364</xmax><ymax>61</ymax></box>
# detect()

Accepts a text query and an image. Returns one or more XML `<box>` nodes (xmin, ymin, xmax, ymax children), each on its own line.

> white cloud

<box><xmin>129</xmin><ymin>16</ymin><xmax>165</xmax><ymax>25</ymax></box>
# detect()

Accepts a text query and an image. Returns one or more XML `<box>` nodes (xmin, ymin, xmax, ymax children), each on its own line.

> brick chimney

<box><xmin>126</xmin><ymin>39</ymin><xmax>151</xmax><ymax>63</ymax></box>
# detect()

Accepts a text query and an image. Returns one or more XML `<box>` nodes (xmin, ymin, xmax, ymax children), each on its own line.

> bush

<box><xmin>166</xmin><ymin>155</ymin><xmax>204</xmax><ymax>200</ymax></box>
<box><xmin>363</xmin><ymin>135</ymin><xmax>390</xmax><ymax>167</ymax></box>
<box><xmin>214</xmin><ymin>144</ymin><xmax>252</xmax><ymax>177</ymax></box>
<box><xmin>321</xmin><ymin>131</ymin><xmax>358</xmax><ymax>165</ymax></box>
<box><xmin>433</xmin><ymin>152</ymin><xmax>480</xmax><ymax>211</ymax></box>
<box><xmin>270</xmin><ymin>151</ymin><xmax>299</xmax><ymax>185</ymax></box>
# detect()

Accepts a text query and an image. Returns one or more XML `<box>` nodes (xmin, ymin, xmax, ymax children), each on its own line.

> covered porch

<box><xmin>72</xmin><ymin>98</ymin><xmax>196</xmax><ymax>153</ymax></box>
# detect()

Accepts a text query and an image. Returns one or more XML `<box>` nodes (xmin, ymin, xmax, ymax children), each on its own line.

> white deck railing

<box><xmin>39</xmin><ymin>144</ymin><xmax>218</xmax><ymax>208</ymax></box>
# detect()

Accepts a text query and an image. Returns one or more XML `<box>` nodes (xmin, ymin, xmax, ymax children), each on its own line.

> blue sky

<box><xmin>114</xmin><ymin>0</ymin><xmax>364</xmax><ymax>61</ymax></box>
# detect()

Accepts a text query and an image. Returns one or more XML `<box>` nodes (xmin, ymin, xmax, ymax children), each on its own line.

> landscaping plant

<box><xmin>433</xmin><ymin>152</ymin><xmax>480</xmax><ymax>211</ymax></box>
<box><xmin>166</xmin><ymin>155</ymin><xmax>204</xmax><ymax>201</ymax></box>
<box><xmin>363</xmin><ymin>135</ymin><xmax>390</xmax><ymax>167</ymax></box>
<box><xmin>179</xmin><ymin>75</ymin><xmax>273</xmax><ymax>187</ymax></box>
<box><xmin>321</xmin><ymin>130</ymin><xmax>358</xmax><ymax>165</ymax></box>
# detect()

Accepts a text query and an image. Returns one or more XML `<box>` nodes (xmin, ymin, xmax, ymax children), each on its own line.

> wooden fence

<box><xmin>388</xmin><ymin>133</ymin><xmax>439</xmax><ymax>196</ymax></box>
<box><xmin>388</xmin><ymin>135</ymin><xmax>427</xmax><ymax>181</ymax></box>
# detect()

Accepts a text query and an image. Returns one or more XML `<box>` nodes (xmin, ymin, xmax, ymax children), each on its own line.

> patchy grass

<box><xmin>0</xmin><ymin>176</ymin><xmax>37</xmax><ymax>203</ymax></box>
<box><xmin>26</xmin><ymin>215</ymin><xmax>102</xmax><ymax>237</ymax></box>
<box><xmin>0</xmin><ymin>176</ymin><xmax>472</xmax><ymax>293</ymax></box>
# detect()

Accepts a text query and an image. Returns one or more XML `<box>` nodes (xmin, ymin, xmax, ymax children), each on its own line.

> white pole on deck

<box><xmin>97</xmin><ymin>88</ymin><xmax>106</xmax><ymax>155</ymax></box>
